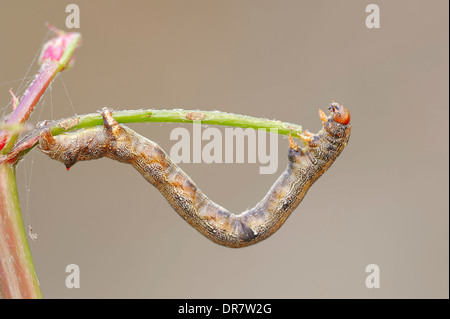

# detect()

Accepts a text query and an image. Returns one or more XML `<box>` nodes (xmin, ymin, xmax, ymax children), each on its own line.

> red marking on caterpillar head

<box><xmin>329</xmin><ymin>102</ymin><xmax>350</xmax><ymax>125</ymax></box>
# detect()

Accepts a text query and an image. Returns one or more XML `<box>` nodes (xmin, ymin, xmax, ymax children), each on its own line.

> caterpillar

<box><xmin>38</xmin><ymin>103</ymin><xmax>351</xmax><ymax>248</ymax></box>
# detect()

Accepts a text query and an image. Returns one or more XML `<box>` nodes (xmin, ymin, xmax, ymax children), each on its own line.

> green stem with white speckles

<box><xmin>51</xmin><ymin>108</ymin><xmax>303</xmax><ymax>136</ymax></box>
<box><xmin>4</xmin><ymin>109</ymin><xmax>305</xmax><ymax>162</ymax></box>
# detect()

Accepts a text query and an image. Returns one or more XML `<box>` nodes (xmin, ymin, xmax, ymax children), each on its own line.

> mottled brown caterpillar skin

<box><xmin>39</xmin><ymin>104</ymin><xmax>351</xmax><ymax>248</ymax></box>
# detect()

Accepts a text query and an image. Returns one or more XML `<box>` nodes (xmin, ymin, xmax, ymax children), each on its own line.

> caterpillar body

<box><xmin>39</xmin><ymin>103</ymin><xmax>351</xmax><ymax>248</ymax></box>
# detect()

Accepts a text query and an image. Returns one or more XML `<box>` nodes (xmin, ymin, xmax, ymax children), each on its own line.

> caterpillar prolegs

<box><xmin>39</xmin><ymin>103</ymin><xmax>351</xmax><ymax>248</ymax></box>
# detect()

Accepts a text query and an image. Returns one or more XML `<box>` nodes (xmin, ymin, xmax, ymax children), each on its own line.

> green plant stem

<box><xmin>55</xmin><ymin>108</ymin><xmax>303</xmax><ymax>135</ymax></box>
<box><xmin>4</xmin><ymin>108</ymin><xmax>304</xmax><ymax>162</ymax></box>
<box><xmin>0</xmin><ymin>163</ymin><xmax>41</xmax><ymax>299</ymax></box>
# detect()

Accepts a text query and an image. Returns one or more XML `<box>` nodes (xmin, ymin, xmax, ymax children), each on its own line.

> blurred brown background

<box><xmin>0</xmin><ymin>0</ymin><xmax>448</xmax><ymax>298</ymax></box>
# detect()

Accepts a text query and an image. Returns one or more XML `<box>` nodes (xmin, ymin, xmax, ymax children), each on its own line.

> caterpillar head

<box><xmin>328</xmin><ymin>101</ymin><xmax>350</xmax><ymax>125</ymax></box>
<box><xmin>319</xmin><ymin>102</ymin><xmax>351</xmax><ymax>138</ymax></box>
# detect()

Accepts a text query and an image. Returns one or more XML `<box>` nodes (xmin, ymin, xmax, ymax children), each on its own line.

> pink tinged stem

<box><xmin>0</xmin><ymin>30</ymin><xmax>81</xmax><ymax>152</ymax></box>
<box><xmin>0</xmin><ymin>164</ymin><xmax>41</xmax><ymax>298</ymax></box>
<box><xmin>0</xmin><ymin>26</ymin><xmax>81</xmax><ymax>298</ymax></box>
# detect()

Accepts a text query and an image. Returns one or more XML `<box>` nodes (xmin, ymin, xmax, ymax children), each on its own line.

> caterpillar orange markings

<box><xmin>319</xmin><ymin>109</ymin><xmax>328</xmax><ymax>123</ymax></box>
<box><xmin>329</xmin><ymin>101</ymin><xmax>351</xmax><ymax>125</ymax></box>
<box><xmin>288</xmin><ymin>134</ymin><xmax>298</xmax><ymax>152</ymax></box>
<box><xmin>39</xmin><ymin>103</ymin><xmax>351</xmax><ymax>248</ymax></box>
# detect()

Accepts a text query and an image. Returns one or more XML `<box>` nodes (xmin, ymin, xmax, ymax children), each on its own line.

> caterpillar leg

<box><xmin>296</xmin><ymin>130</ymin><xmax>320</xmax><ymax>148</ymax></box>
<box><xmin>101</xmin><ymin>107</ymin><xmax>118</xmax><ymax>126</ymax></box>
<box><xmin>288</xmin><ymin>133</ymin><xmax>299</xmax><ymax>151</ymax></box>
<box><xmin>319</xmin><ymin>109</ymin><xmax>328</xmax><ymax>123</ymax></box>
<box><xmin>297</xmin><ymin>130</ymin><xmax>313</xmax><ymax>142</ymax></box>
<box><xmin>38</xmin><ymin>129</ymin><xmax>57</xmax><ymax>154</ymax></box>
<box><xmin>100</xmin><ymin>107</ymin><xmax>128</xmax><ymax>140</ymax></box>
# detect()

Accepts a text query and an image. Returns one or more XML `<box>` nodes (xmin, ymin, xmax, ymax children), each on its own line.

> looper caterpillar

<box><xmin>38</xmin><ymin>103</ymin><xmax>351</xmax><ymax>248</ymax></box>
